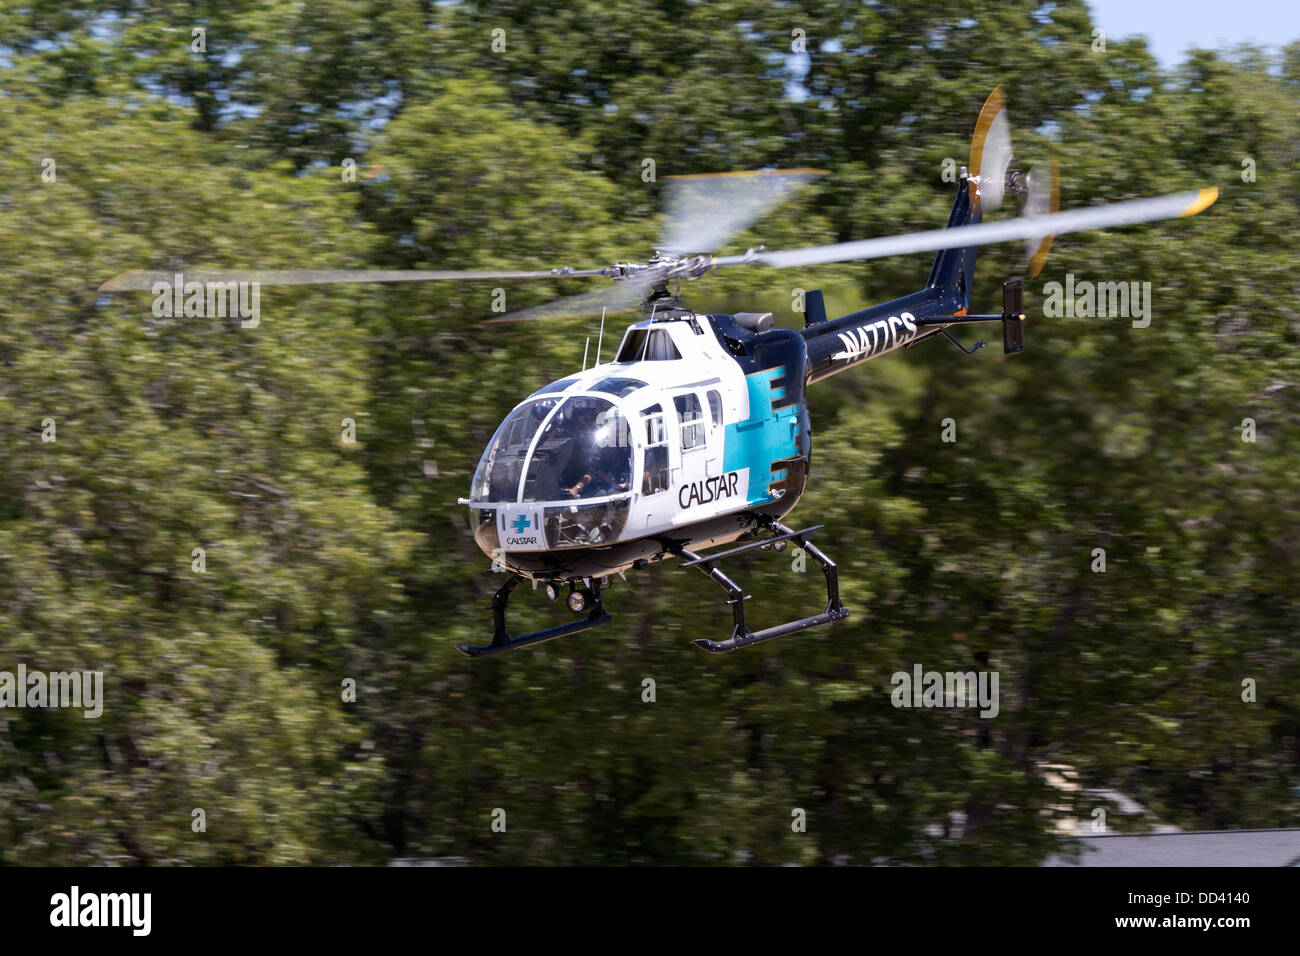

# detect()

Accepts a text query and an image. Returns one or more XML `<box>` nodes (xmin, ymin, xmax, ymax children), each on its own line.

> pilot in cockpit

<box><xmin>587</xmin><ymin>461</ymin><xmax>631</xmax><ymax>497</ymax></box>
<box><xmin>559</xmin><ymin>404</ymin><xmax>600</xmax><ymax>497</ymax></box>
<box><xmin>563</xmin><ymin>412</ymin><xmax>630</xmax><ymax>498</ymax></box>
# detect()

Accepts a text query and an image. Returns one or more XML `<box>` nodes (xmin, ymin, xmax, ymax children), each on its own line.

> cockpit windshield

<box><xmin>470</xmin><ymin>397</ymin><xmax>560</xmax><ymax>502</ymax></box>
<box><xmin>470</xmin><ymin>396</ymin><xmax>634</xmax><ymax>504</ymax></box>
<box><xmin>523</xmin><ymin>397</ymin><xmax>632</xmax><ymax>501</ymax></box>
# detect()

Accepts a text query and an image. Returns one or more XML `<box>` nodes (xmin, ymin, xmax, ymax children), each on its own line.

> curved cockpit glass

<box><xmin>527</xmin><ymin>378</ymin><xmax>578</xmax><ymax>398</ymax></box>
<box><xmin>471</xmin><ymin>397</ymin><xmax>559</xmax><ymax>502</ymax></box>
<box><xmin>471</xmin><ymin>396</ymin><xmax>634</xmax><ymax>504</ymax></box>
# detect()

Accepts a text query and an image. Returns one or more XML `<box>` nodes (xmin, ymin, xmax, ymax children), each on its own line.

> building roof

<box><xmin>1044</xmin><ymin>828</ymin><xmax>1300</xmax><ymax>867</ymax></box>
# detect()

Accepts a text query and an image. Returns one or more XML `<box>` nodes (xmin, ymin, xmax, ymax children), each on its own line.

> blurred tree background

<box><xmin>0</xmin><ymin>0</ymin><xmax>1296</xmax><ymax>864</ymax></box>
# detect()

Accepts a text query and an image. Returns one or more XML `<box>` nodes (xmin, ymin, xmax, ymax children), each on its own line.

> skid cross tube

<box><xmin>677</xmin><ymin>518</ymin><xmax>848</xmax><ymax>653</ymax></box>
<box><xmin>679</xmin><ymin>524</ymin><xmax>826</xmax><ymax>567</ymax></box>
<box><xmin>455</xmin><ymin>573</ymin><xmax>612</xmax><ymax>658</ymax></box>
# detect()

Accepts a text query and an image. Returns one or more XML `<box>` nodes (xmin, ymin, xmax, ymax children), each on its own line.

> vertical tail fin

<box><xmin>926</xmin><ymin>176</ymin><xmax>981</xmax><ymax>311</ymax></box>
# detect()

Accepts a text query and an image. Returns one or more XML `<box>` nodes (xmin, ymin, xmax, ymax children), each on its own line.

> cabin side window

<box><xmin>615</xmin><ymin>327</ymin><xmax>682</xmax><ymax>363</ymax></box>
<box><xmin>674</xmin><ymin>393</ymin><xmax>705</xmax><ymax>451</ymax></box>
<box><xmin>616</xmin><ymin>329</ymin><xmax>648</xmax><ymax>363</ymax></box>
<box><xmin>640</xmin><ymin>403</ymin><xmax>669</xmax><ymax>495</ymax></box>
<box><xmin>645</xmin><ymin>329</ymin><xmax>681</xmax><ymax>361</ymax></box>
<box><xmin>706</xmin><ymin>389</ymin><xmax>723</xmax><ymax>428</ymax></box>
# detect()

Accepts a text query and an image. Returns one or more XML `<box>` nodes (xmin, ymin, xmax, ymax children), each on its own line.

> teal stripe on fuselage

<box><xmin>722</xmin><ymin>366</ymin><xmax>801</xmax><ymax>506</ymax></box>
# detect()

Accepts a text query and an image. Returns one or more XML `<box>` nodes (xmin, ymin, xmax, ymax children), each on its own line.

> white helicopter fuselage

<box><xmin>464</xmin><ymin>309</ymin><xmax>813</xmax><ymax>581</ymax></box>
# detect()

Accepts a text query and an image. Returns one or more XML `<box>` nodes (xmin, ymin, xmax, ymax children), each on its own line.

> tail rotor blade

<box><xmin>969</xmin><ymin>86</ymin><xmax>1013</xmax><ymax>213</ymax></box>
<box><xmin>1023</xmin><ymin>158</ymin><xmax>1061</xmax><ymax>279</ymax></box>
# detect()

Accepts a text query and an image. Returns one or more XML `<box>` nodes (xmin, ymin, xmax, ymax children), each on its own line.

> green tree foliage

<box><xmin>0</xmin><ymin>1</ymin><xmax>1296</xmax><ymax>864</ymax></box>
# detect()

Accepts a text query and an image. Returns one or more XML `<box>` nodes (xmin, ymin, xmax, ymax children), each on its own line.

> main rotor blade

<box><xmin>98</xmin><ymin>266</ymin><xmax>608</xmax><ymax>293</ymax></box>
<box><xmin>660</xmin><ymin>168</ymin><xmax>826</xmax><ymax>255</ymax></box>
<box><xmin>487</xmin><ymin>272</ymin><xmax>664</xmax><ymax>324</ymax></box>
<box><xmin>716</xmin><ymin>188</ymin><xmax>1218</xmax><ymax>270</ymax></box>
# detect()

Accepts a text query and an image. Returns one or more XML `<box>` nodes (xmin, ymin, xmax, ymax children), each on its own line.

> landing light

<box><xmin>546</xmin><ymin>584</ymin><xmax>559</xmax><ymax>601</ymax></box>
<box><xmin>567</xmin><ymin>591</ymin><xmax>587</xmax><ymax>613</ymax></box>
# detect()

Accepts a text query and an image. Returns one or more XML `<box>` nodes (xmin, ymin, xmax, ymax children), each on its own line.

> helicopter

<box><xmin>100</xmin><ymin>88</ymin><xmax>1218</xmax><ymax>657</ymax></box>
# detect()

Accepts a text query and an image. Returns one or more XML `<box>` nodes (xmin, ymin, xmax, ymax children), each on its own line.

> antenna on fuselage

<box><xmin>582</xmin><ymin>336</ymin><xmax>590</xmax><ymax>370</ymax></box>
<box><xmin>595</xmin><ymin>307</ymin><xmax>606</xmax><ymax>365</ymax></box>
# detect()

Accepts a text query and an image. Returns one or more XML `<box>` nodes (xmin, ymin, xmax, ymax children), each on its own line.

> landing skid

<box><xmin>455</xmin><ymin>573</ymin><xmax>612</xmax><ymax>658</ymax></box>
<box><xmin>456</xmin><ymin>518</ymin><xmax>847</xmax><ymax>657</ymax></box>
<box><xmin>675</xmin><ymin>517</ymin><xmax>848</xmax><ymax>653</ymax></box>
